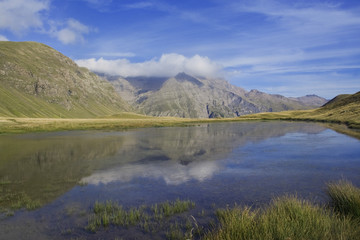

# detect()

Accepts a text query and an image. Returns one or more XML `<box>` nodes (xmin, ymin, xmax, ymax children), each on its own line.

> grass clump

<box><xmin>205</xmin><ymin>196</ymin><xmax>359</xmax><ymax>240</ymax></box>
<box><xmin>327</xmin><ymin>179</ymin><xmax>360</xmax><ymax>218</ymax></box>
<box><xmin>152</xmin><ymin>199</ymin><xmax>195</xmax><ymax>218</ymax></box>
<box><xmin>0</xmin><ymin>190</ymin><xmax>41</xmax><ymax>213</ymax></box>
<box><xmin>86</xmin><ymin>199</ymin><xmax>195</xmax><ymax>233</ymax></box>
<box><xmin>86</xmin><ymin>201</ymin><xmax>145</xmax><ymax>231</ymax></box>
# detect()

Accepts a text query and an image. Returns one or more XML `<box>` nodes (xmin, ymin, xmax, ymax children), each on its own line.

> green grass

<box><xmin>204</xmin><ymin>181</ymin><xmax>360</xmax><ymax>240</ymax></box>
<box><xmin>151</xmin><ymin>199</ymin><xmax>196</xmax><ymax>218</ymax></box>
<box><xmin>0</xmin><ymin>190</ymin><xmax>41</xmax><ymax>213</ymax></box>
<box><xmin>86</xmin><ymin>199</ymin><xmax>195</xmax><ymax>233</ymax></box>
<box><xmin>0</xmin><ymin>41</ymin><xmax>133</xmax><ymax>118</ymax></box>
<box><xmin>0</xmin><ymin>115</ymin><xmax>247</xmax><ymax>134</ymax></box>
<box><xmin>238</xmin><ymin>91</ymin><xmax>360</xmax><ymax>131</ymax></box>
<box><xmin>327</xmin><ymin>179</ymin><xmax>360</xmax><ymax>218</ymax></box>
<box><xmin>0</xmin><ymin>178</ymin><xmax>41</xmax><ymax>212</ymax></box>
<box><xmin>1</xmin><ymin>91</ymin><xmax>359</xmax><ymax>134</ymax></box>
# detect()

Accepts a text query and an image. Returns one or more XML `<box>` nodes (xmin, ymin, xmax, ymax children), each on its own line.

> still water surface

<box><xmin>0</xmin><ymin>122</ymin><xmax>359</xmax><ymax>239</ymax></box>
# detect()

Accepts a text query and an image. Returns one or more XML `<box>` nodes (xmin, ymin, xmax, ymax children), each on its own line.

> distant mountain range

<box><xmin>106</xmin><ymin>72</ymin><xmax>327</xmax><ymax>118</ymax></box>
<box><xmin>0</xmin><ymin>41</ymin><xmax>327</xmax><ymax>119</ymax></box>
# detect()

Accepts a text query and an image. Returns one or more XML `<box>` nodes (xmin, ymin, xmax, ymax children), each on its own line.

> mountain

<box><xmin>322</xmin><ymin>92</ymin><xmax>360</xmax><ymax>109</ymax></box>
<box><xmin>315</xmin><ymin>91</ymin><xmax>360</xmax><ymax>124</ymax></box>
<box><xmin>108</xmin><ymin>72</ymin><xmax>327</xmax><ymax>118</ymax></box>
<box><xmin>0</xmin><ymin>41</ymin><xmax>132</xmax><ymax>118</ymax></box>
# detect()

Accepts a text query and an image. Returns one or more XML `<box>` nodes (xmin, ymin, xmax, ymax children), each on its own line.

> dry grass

<box><xmin>204</xmin><ymin>180</ymin><xmax>360</xmax><ymax>240</ymax></box>
<box><xmin>0</xmin><ymin>116</ymin><xmax>197</xmax><ymax>134</ymax></box>
<box><xmin>0</xmin><ymin>115</ymin><xmax>251</xmax><ymax>134</ymax></box>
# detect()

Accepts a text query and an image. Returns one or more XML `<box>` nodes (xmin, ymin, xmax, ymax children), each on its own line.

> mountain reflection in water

<box><xmin>1</xmin><ymin>122</ymin><xmax>360</xmax><ymax>240</ymax></box>
<box><xmin>80</xmin><ymin>122</ymin><xmax>327</xmax><ymax>186</ymax></box>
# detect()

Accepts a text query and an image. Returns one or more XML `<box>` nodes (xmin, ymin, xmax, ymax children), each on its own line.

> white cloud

<box><xmin>50</xmin><ymin>19</ymin><xmax>93</xmax><ymax>45</ymax></box>
<box><xmin>76</xmin><ymin>53</ymin><xmax>222</xmax><ymax>77</ymax></box>
<box><xmin>124</xmin><ymin>2</ymin><xmax>153</xmax><ymax>9</ymax></box>
<box><xmin>91</xmin><ymin>52</ymin><xmax>136</xmax><ymax>58</ymax></box>
<box><xmin>234</xmin><ymin>1</ymin><xmax>360</xmax><ymax>35</ymax></box>
<box><xmin>0</xmin><ymin>35</ymin><xmax>9</xmax><ymax>41</ymax></box>
<box><xmin>0</xmin><ymin>0</ymin><xmax>49</xmax><ymax>34</ymax></box>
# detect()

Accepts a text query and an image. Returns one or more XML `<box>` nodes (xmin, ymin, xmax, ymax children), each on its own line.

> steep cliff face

<box><xmin>0</xmin><ymin>41</ymin><xmax>132</xmax><ymax>118</ymax></box>
<box><xmin>109</xmin><ymin>72</ymin><xmax>327</xmax><ymax>118</ymax></box>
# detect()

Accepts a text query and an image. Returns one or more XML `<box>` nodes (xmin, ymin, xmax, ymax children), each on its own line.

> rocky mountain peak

<box><xmin>108</xmin><ymin>72</ymin><xmax>327</xmax><ymax>118</ymax></box>
<box><xmin>174</xmin><ymin>72</ymin><xmax>204</xmax><ymax>87</ymax></box>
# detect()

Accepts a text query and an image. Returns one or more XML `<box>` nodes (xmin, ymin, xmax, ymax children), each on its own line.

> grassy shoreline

<box><xmin>0</xmin><ymin>115</ymin><xmax>233</xmax><ymax>134</ymax></box>
<box><xmin>0</xmin><ymin>112</ymin><xmax>359</xmax><ymax>135</ymax></box>
<box><xmin>204</xmin><ymin>180</ymin><xmax>360</xmax><ymax>240</ymax></box>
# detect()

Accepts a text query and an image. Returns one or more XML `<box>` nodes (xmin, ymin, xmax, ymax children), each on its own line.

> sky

<box><xmin>0</xmin><ymin>0</ymin><xmax>360</xmax><ymax>99</ymax></box>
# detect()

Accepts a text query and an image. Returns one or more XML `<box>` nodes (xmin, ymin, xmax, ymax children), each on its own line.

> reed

<box><xmin>86</xmin><ymin>199</ymin><xmax>195</xmax><ymax>233</ymax></box>
<box><xmin>204</xmin><ymin>181</ymin><xmax>360</xmax><ymax>240</ymax></box>
<box><xmin>327</xmin><ymin>179</ymin><xmax>360</xmax><ymax>218</ymax></box>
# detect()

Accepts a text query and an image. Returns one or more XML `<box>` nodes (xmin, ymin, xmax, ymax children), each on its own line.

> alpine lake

<box><xmin>0</xmin><ymin>121</ymin><xmax>360</xmax><ymax>239</ymax></box>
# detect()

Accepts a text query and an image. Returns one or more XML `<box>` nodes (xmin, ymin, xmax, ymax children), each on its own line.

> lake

<box><xmin>0</xmin><ymin>122</ymin><xmax>360</xmax><ymax>239</ymax></box>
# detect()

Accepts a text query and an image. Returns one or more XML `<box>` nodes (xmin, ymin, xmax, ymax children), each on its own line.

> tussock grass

<box><xmin>0</xmin><ymin>191</ymin><xmax>41</xmax><ymax>212</ymax></box>
<box><xmin>152</xmin><ymin>199</ymin><xmax>196</xmax><ymax>218</ymax></box>
<box><xmin>327</xmin><ymin>179</ymin><xmax>360</xmax><ymax>218</ymax></box>
<box><xmin>0</xmin><ymin>177</ymin><xmax>41</xmax><ymax>213</ymax></box>
<box><xmin>0</xmin><ymin>116</ymin><xmax>250</xmax><ymax>134</ymax></box>
<box><xmin>86</xmin><ymin>199</ymin><xmax>195</xmax><ymax>233</ymax></box>
<box><xmin>205</xmin><ymin>181</ymin><xmax>360</xmax><ymax>240</ymax></box>
<box><xmin>0</xmin><ymin>116</ymin><xmax>201</xmax><ymax>134</ymax></box>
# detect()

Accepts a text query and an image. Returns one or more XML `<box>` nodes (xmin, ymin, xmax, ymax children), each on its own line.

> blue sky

<box><xmin>1</xmin><ymin>0</ymin><xmax>360</xmax><ymax>99</ymax></box>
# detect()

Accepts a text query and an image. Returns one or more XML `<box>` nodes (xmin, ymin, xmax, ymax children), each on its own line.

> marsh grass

<box><xmin>0</xmin><ymin>183</ymin><xmax>41</xmax><ymax>213</ymax></box>
<box><xmin>151</xmin><ymin>199</ymin><xmax>195</xmax><ymax>218</ymax></box>
<box><xmin>204</xmin><ymin>181</ymin><xmax>360</xmax><ymax>240</ymax></box>
<box><xmin>0</xmin><ymin>116</ymin><xmax>210</xmax><ymax>134</ymax></box>
<box><xmin>205</xmin><ymin>196</ymin><xmax>359</xmax><ymax>240</ymax></box>
<box><xmin>86</xmin><ymin>199</ymin><xmax>196</xmax><ymax>234</ymax></box>
<box><xmin>327</xmin><ymin>179</ymin><xmax>360</xmax><ymax>218</ymax></box>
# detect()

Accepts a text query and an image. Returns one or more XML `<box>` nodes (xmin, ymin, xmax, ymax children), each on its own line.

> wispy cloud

<box><xmin>80</xmin><ymin>0</ymin><xmax>113</xmax><ymax>12</ymax></box>
<box><xmin>90</xmin><ymin>52</ymin><xmax>136</xmax><ymax>58</ymax></box>
<box><xmin>235</xmin><ymin>0</ymin><xmax>360</xmax><ymax>34</ymax></box>
<box><xmin>221</xmin><ymin>48</ymin><xmax>360</xmax><ymax>69</ymax></box>
<box><xmin>124</xmin><ymin>1</ymin><xmax>154</xmax><ymax>9</ymax></box>
<box><xmin>49</xmin><ymin>19</ymin><xmax>95</xmax><ymax>45</ymax></box>
<box><xmin>0</xmin><ymin>0</ymin><xmax>49</xmax><ymax>35</ymax></box>
<box><xmin>76</xmin><ymin>53</ymin><xmax>222</xmax><ymax>77</ymax></box>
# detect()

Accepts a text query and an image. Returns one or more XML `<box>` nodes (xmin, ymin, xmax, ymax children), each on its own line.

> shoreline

<box><xmin>0</xmin><ymin>112</ymin><xmax>359</xmax><ymax>135</ymax></box>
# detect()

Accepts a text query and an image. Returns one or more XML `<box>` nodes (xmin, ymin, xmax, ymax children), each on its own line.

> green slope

<box><xmin>239</xmin><ymin>91</ymin><xmax>360</xmax><ymax>129</ymax></box>
<box><xmin>0</xmin><ymin>41</ymin><xmax>132</xmax><ymax>118</ymax></box>
<box><xmin>311</xmin><ymin>91</ymin><xmax>360</xmax><ymax>124</ymax></box>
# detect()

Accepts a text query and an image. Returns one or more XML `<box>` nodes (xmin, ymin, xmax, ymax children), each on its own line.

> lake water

<box><xmin>0</xmin><ymin>122</ymin><xmax>360</xmax><ymax>239</ymax></box>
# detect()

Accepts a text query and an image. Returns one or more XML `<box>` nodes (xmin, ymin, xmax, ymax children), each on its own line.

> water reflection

<box><xmin>81</xmin><ymin>159</ymin><xmax>221</xmax><ymax>185</ymax></box>
<box><xmin>81</xmin><ymin>122</ymin><xmax>327</xmax><ymax>186</ymax></box>
<box><xmin>0</xmin><ymin>132</ymin><xmax>127</xmax><ymax>207</ymax></box>
<box><xmin>1</xmin><ymin>122</ymin><xmax>360</xmax><ymax>240</ymax></box>
<box><xmin>0</xmin><ymin>122</ymin><xmax>328</xmax><ymax>207</ymax></box>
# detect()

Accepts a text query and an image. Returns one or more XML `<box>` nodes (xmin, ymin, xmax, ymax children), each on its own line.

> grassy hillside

<box><xmin>0</xmin><ymin>91</ymin><xmax>358</xmax><ymax>134</ymax></box>
<box><xmin>239</xmin><ymin>91</ymin><xmax>360</xmax><ymax>129</ymax></box>
<box><xmin>0</xmin><ymin>41</ymin><xmax>132</xmax><ymax>118</ymax></box>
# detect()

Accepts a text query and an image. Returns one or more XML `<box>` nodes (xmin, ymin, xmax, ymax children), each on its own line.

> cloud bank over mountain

<box><xmin>76</xmin><ymin>53</ymin><xmax>222</xmax><ymax>77</ymax></box>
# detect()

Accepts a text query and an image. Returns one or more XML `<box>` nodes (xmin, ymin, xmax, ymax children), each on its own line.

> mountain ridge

<box><xmin>108</xmin><ymin>72</ymin><xmax>327</xmax><ymax>118</ymax></box>
<box><xmin>0</xmin><ymin>41</ymin><xmax>327</xmax><ymax>119</ymax></box>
